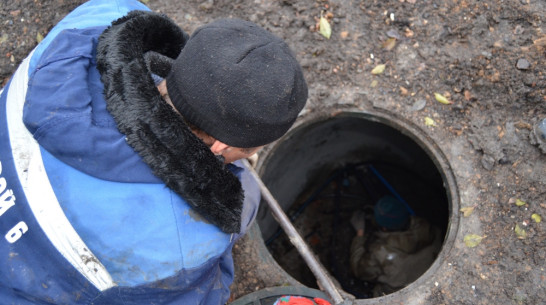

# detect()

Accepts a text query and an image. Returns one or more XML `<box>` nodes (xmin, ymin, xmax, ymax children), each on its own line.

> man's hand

<box><xmin>350</xmin><ymin>210</ymin><xmax>366</xmax><ymax>236</ymax></box>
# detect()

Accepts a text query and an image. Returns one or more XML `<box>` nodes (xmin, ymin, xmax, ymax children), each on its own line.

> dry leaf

<box><xmin>400</xmin><ymin>86</ymin><xmax>409</xmax><ymax>96</ymax></box>
<box><xmin>514</xmin><ymin>224</ymin><xmax>527</xmax><ymax>239</ymax></box>
<box><xmin>434</xmin><ymin>92</ymin><xmax>452</xmax><ymax>105</ymax></box>
<box><xmin>460</xmin><ymin>206</ymin><xmax>475</xmax><ymax>217</ymax></box>
<box><xmin>319</xmin><ymin>16</ymin><xmax>332</xmax><ymax>39</ymax></box>
<box><xmin>510</xmin><ymin>198</ymin><xmax>527</xmax><ymax>206</ymax></box>
<box><xmin>531</xmin><ymin>213</ymin><xmax>541</xmax><ymax>223</ymax></box>
<box><xmin>498</xmin><ymin>128</ymin><xmax>505</xmax><ymax>139</ymax></box>
<box><xmin>371</xmin><ymin>64</ymin><xmax>386</xmax><ymax>75</ymax></box>
<box><xmin>514</xmin><ymin>122</ymin><xmax>532</xmax><ymax>130</ymax></box>
<box><xmin>370</xmin><ymin>80</ymin><xmax>378</xmax><ymax>87</ymax></box>
<box><xmin>36</xmin><ymin>32</ymin><xmax>44</xmax><ymax>43</ymax></box>
<box><xmin>464</xmin><ymin>234</ymin><xmax>484</xmax><ymax>248</ymax></box>
<box><xmin>424</xmin><ymin>117</ymin><xmax>436</xmax><ymax>126</ymax></box>
<box><xmin>411</xmin><ymin>99</ymin><xmax>426</xmax><ymax>111</ymax></box>
<box><xmin>382</xmin><ymin>37</ymin><xmax>397</xmax><ymax>50</ymax></box>
<box><xmin>464</xmin><ymin>90</ymin><xmax>472</xmax><ymax>101</ymax></box>
<box><xmin>533</xmin><ymin>35</ymin><xmax>546</xmax><ymax>50</ymax></box>
<box><xmin>515</xmin><ymin>199</ymin><xmax>526</xmax><ymax>206</ymax></box>
<box><xmin>340</xmin><ymin>31</ymin><xmax>349</xmax><ymax>39</ymax></box>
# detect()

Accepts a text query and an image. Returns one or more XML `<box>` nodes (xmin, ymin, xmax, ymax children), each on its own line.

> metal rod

<box><xmin>242</xmin><ymin>159</ymin><xmax>346</xmax><ymax>305</ymax></box>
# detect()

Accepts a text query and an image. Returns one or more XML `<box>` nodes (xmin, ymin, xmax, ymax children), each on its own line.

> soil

<box><xmin>1</xmin><ymin>0</ymin><xmax>545</xmax><ymax>304</ymax></box>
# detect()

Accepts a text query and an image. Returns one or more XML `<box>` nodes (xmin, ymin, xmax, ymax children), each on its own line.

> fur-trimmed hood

<box><xmin>96</xmin><ymin>11</ymin><xmax>244</xmax><ymax>234</ymax></box>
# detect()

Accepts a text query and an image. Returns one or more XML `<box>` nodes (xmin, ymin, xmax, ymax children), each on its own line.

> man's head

<box><xmin>164</xmin><ymin>18</ymin><xmax>308</xmax><ymax>160</ymax></box>
<box><xmin>157</xmin><ymin>80</ymin><xmax>262</xmax><ymax>164</ymax></box>
<box><xmin>374</xmin><ymin>196</ymin><xmax>410</xmax><ymax>231</ymax></box>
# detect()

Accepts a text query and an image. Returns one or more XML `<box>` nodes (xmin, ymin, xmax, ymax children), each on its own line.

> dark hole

<box><xmin>257</xmin><ymin>115</ymin><xmax>449</xmax><ymax>299</ymax></box>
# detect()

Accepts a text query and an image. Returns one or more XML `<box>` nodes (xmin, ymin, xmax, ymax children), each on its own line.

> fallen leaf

<box><xmin>460</xmin><ymin>206</ymin><xmax>475</xmax><ymax>217</ymax></box>
<box><xmin>463</xmin><ymin>90</ymin><xmax>472</xmax><ymax>100</ymax></box>
<box><xmin>498</xmin><ymin>128</ymin><xmax>505</xmax><ymax>139</ymax></box>
<box><xmin>514</xmin><ymin>224</ymin><xmax>527</xmax><ymax>239</ymax></box>
<box><xmin>424</xmin><ymin>117</ymin><xmax>436</xmax><ymax>126</ymax></box>
<box><xmin>434</xmin><ymin>92</ymin><xmax>452</xmax><ymax>105</ymax></box>
<box><xmin>340</xmin><ymin>31</ymin><xmax>349</xmax><ymax>39</ymax></box>
<box><xmin>514</xmin><ymin>122</ymin><xmax>532</xmax><ymax>130</ymax></box>
<box><xmin>370</xmin><ymin>80</ymin><xmax>378</xmax><ymax>87</ymax></box>
<box><xmin>533</xmin><ymin>35</ymin><xmax>546</xmax><ymax>50</ymax></box>
<box><xmin>36</xmin><ymin>32</ymin><xmax>44</xmax><ymax>43</ymax></box>
<box><xmin>514</xmin><ymin>198</ymin><xmax>527</xmax><ymax>206</ymax></box>
<box><xmin>371</xmin><ymin>64</ymin><xmax>386</xmax><ymax>75</ymax></box>
<box><xmin>464</xmin><ymin>234</ymin><xmax>484</xmax><ymax>248</ymax></box>
<box><xmin>400</xmin><ymin>86</ymin><xmax>409</xmax><ymax>96</ymax></box>
<box><xmin>382</xmin><ymin>37</ymin><xmax>397</xmax><ymax>50</ymax></box>
<box><xmin>410</xmin><ymin>99</ymin><xmax>426</xmax><ymax>111</ymax></box>
<box><xmin>531</xmin><ymin>213</ymin><xmax>541</xmax><ymax>223</ymax></box>
<box><xmin>319</xmin><ymin>16</ymin><xmax>332</xmax><ymax>39</ymax></box>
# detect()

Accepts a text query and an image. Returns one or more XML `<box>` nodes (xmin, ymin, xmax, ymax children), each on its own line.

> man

<box><xmin>350</xmin><ymin>196</ymin><xmax>442</xmax><ymax>297</ymax></box>
<box><xmin>0</xmin><ymin>0</ymin><xmax>307</xmax><ymax>304</ymax></box>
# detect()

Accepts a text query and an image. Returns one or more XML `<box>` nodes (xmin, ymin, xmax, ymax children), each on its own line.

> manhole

<box><xmin>255</xmin><ymin>111</ymin><xmax>459</xmax><ymax>300</ymax></box>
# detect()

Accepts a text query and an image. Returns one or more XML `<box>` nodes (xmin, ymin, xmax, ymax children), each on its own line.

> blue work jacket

<box><xmin>0</xmin><ymin>0</ymin><xmax>260</xmax><ymax>304</ymax></box>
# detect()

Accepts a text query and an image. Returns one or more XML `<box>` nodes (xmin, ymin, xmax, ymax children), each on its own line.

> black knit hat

<box><xmin>166</xmin><ymin>19</ymin><xmax>308</xmax><ymax>148</ymax></box>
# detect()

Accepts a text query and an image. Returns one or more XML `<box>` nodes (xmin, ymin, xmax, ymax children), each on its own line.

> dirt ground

<box><xmin>1</xmin><ymin>0</ymin><xmax>544</xmax><ymax>304</ymax></box>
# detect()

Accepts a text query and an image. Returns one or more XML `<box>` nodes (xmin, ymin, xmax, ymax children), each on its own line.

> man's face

<box><xmin>220</xmin><ymin>146</ymin><xmax>262</xmax><ymax>164</ymax></box>
<box><xmin>157</xmin><ymin>81</ymin><xmax>264</xmax><ymax>164</ymax></box>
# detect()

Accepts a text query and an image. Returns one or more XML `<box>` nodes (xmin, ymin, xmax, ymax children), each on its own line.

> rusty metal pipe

<box><xmin>242</xmin><ymin>159</ymin><xmax>348</xmax><ymax>305</ymax></box>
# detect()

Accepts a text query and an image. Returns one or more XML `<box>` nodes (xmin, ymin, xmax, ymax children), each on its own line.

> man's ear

<box><xmin>210</xmin><ymin>140</ymin><xmax>230</xmax><ymax>155</ymax></box>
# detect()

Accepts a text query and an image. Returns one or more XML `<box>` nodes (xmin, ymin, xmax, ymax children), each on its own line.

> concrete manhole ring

<box><xmin>250</xmin><ymin>109</ymin><xmax>461</xmax><ymax>304</ymax></box>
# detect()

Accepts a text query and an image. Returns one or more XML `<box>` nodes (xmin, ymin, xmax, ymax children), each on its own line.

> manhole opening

<box><xmin>257</xmin><ymin>114</ymin><xmax>451</xmax><ymax>299</ymax></box>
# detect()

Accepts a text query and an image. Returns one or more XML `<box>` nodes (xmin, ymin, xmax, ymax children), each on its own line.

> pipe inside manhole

<box><xmin>256</xmin><ymin>113</ymin><xmax>455</xmax><ymax>299</ymax></box>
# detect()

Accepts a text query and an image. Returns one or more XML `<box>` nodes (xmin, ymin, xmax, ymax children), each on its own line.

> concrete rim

<box><xmin>256</xmin><ymin>109</ymin><xmax>461</xmax><ymax>303</ymax></box>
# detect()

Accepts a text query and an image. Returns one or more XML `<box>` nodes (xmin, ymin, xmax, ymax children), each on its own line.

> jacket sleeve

<box><xmin>350</xmin><ymin>235</ymin><xmax>382</xmax><ymax>281</ymax></box>
<box><xmin>23</xmin><ymin>27</ymin><xmax>161</xmax><ymax>183</ymax></box>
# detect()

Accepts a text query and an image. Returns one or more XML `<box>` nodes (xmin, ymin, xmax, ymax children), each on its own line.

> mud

<box><xmin>1</xmin><ymin>0</ymin><xmax>545</xmax><ymax>304</ymax></box>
